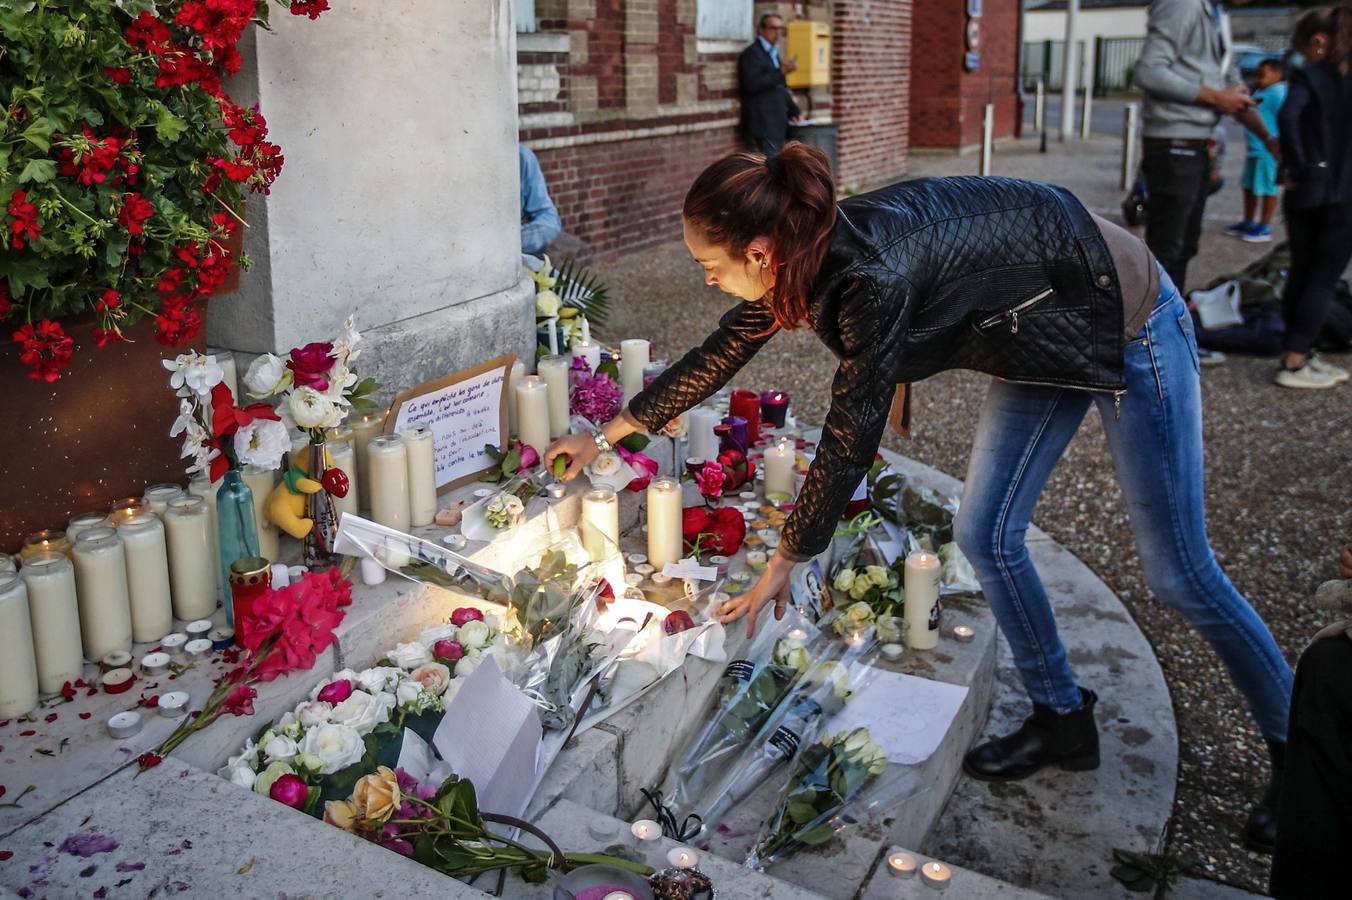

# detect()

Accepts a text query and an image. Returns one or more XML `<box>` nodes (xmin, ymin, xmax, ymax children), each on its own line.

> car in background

<box><xmin>1233</xmin><ymin>43</ymin><xmax>1287</xmax><ymax>85</ymax></box>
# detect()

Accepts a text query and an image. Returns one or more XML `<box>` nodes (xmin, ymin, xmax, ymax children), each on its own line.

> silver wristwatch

<box><xmin>591</xmin><ymin>429</ymin><xmax>613</xmax><ymax>455</ymax></box>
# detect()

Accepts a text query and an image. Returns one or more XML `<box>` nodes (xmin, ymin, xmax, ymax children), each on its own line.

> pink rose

<box><xmin>450</xmin><ymin>607</ymin><xmax>483</xmax><ymax>627</ymax></box>
<box><xmin>694</xmin><ymin>460</ymin><xmax>726</xmax><ymax>500</ymax></box>
<box><xmin>269</xmin><ymin>773</ymin><xmax>309</xmax><ymax>809</ymax></box>
<box><xmin>286</xmin><ymin>341</ymin><xmax>336</xmax><ymax>391</ymax></box>
<box><xmin>317</xmin><ymin>678</ymin><xmax>353</xmax><ymax>704</ymax></box>
<box><xmin>410</xmin><ymin>662</ymin><xmax>451</xmax><ymax>695</ymax></box>
<box><xmin>433</xmin><ymin>639</ymin><xmax>465</xmax><ymax>662</ymax></box>
<box><xmin>514</xmin><ymin>441</ymin><xmax>540</xmax><ymax>471</ymax></box>
<box><xmin>617</xmin><ymin>446</ymin><xmax>659</xmax><ymax>492</ymax></box>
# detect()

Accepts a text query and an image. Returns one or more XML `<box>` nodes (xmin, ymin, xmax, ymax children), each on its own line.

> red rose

<box><xmin>433</xmin><ymin>640</ymin><xmax>464</xmax><ymax>663</ymax></box>
<box><xmin>286</xmin><ymin>341</ymin><xmax>336</xmax><ymax>390</ymax></box>
<box><xmin>682</xmin><ymin>505</ymin><xmax>747</xmax><ymax>557</ymax></box>
<box><xmin>664</xmin><ymin>611</ymin><xmax>696</xmax><ymax>635</ymax></box>
<box><xmin>450</xmin><ymin>607</ymin><xmax>484</xmax><ymax>627</ymax></box>
<box><xmin>269</xmin><ymin>774</ymin><xmax>309</xmax><ymax>809</ymax></box>
<box><xmin>316</xmin><ymin>679</ymin><xmax>352</xmax><ymax>704</ymax></box>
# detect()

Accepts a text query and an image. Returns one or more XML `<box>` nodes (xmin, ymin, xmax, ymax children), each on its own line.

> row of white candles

<box><xmin>578</xmin><ymin>475</ymin><xmax>683</xmax><ymax>571</ymax></box>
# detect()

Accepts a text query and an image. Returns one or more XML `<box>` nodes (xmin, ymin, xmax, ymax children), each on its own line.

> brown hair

<box><xmin>1293</xmin><ymin>6</ymin><xmax>1336</xmax><ymax>55</ymax></box>
<box><xmin>1334</xmin><ymin>4</ymin><xmax>1352</xmax><ymax>71</ymax></box>
<box><xmin>682</xmin><ymin>141</ymin><xmax>836</xmax><ymax>330</ymax></box>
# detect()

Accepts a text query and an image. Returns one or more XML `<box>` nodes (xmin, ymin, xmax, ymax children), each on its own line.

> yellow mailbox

<box><xmin>786</xmin><ymin>20</ymin><xmax>831</xmax><ymax>89</ymax></box>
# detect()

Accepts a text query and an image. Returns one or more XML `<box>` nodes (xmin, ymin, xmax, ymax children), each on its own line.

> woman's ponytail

<box><xmin>682</xmin><ymin>141</ymin><xmax>837</xmax><ymax>329</ymax></box>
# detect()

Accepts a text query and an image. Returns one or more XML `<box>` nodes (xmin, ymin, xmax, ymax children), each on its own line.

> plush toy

<box><xmin>266</xmin><ymin>444</ymin><xmax>347</xmax><ymax>539</ymax></box>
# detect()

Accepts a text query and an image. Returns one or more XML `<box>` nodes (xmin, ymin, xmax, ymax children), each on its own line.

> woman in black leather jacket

<box><xmin>544</xmin><ymin>143</ymin><xmax>1291</xmax><ymax>850</ymax></box>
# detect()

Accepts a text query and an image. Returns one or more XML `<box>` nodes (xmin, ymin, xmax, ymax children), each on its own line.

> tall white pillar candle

<box><xmin>118</xmin><ymin>514</ymin><xmax>174</xmax><ymax>644</ymax></box>
<box><xmin>620</xmin><ymin>339</ymin><xmax>650</xmax><ymax>403</ymax></box>
<box><xmin>515</xmin><ymin>375</ymin><xmax>552</xmax><ymax>457</ymax></box>
<box><xmin>210</xmin><ymin>349</ymin><xmax>239</xmax><ymax>400</ymax></box>
<box><xmin>581</xmin><ymin>487</ymin><xmax>621</xmax><ymax>561</ymax></box>
<box><xmin>571</xmin><ymin>341</ymin><xmax>601</xmax><ymax>373</ymax></box>
<box><xmin>142</xmin><ymin>483</ymin><xmax>184</xmax><ymax>516</ymax></box>
<box><xmin>367</xmin><ymin>434</ymin><xmax>411</xmax><ymax>532</ymax></box>
<box><xmin>688</xmin><ymin>407</ymin><xmax>721</xmax><ymax>462</ymax></box>
<box><xmin>0</xmin><ymin>573</ymin><xmax>40</xmax><ymax>717</ymax></box>
<box><xmin>903</xmin><ymin>550</ymin><xmax>942</xmax><ymax>650</ymax></box>
<box><xmin>72</xmin><ymin>528</ymin><xmax>132</xmax><ymax>662</ymax></box>
<box><xmin>22</xmin><ymin>553</ymin><xmax>84</xmax><ymax>694</ymax></box>
<box><xmin>349</xmin><ymin>410</ymin><xmax>386</xmax><ymax>511</ymax></box>
<box><xmin>646</xmin><ymin>476</ymin><xmax>683</xmax><ymax>570</ymax></box>
<box><xmin>163</xmin><ymin>495</ymin><xmax>217</xmax><ymax>621</ymax></box>
<box><xmin>537</xmin><ymin>354</ymin><xmax>571</xmax><ymax>438</ymax></box>
<box><xmin>402</xmin><ymin>425</ymin><xmax>438</xmax><ymax>527</ymax></box>
<box><xmin>506</xmin><ymin>360</ymin><xmax>525</xmax><ymax>438</ymax></box>
<box><xmin>763</xmin><ymin>439</ymin><xmax>797</xmax><ymax>500</ymax></box>
<box><xmin>327</xmin><ymin>428</ymin><xmax>360</xmax><ymax>525</ymax></box>
<box><xmin>187</xmin><ymin>475</ymin><xmax>222</xmax><ymax>594</ymax></box>
<box><xmin>241</xmin><ymin>464</ymin><xmax>279</xmax><ymax>562</ymax></box>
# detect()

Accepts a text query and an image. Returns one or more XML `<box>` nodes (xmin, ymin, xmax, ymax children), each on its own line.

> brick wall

<box><xmin>909</xmin><ymin>0</ymin><xmax>1021</xmax><ymax>150</ymax></box>
<box><xmin>831</xmin><ymin>0</ymin><xmax>913</xmax><ymax>193</ymax></box>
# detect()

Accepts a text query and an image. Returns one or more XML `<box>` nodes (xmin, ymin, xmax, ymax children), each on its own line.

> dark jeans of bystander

<box><xmin>1282</xmin><ymin>202</ymin><xmax>1352</xmax><ymax>355</ymax></box>
<box><xmin>1142</xmin><ymin>141</ymin><xmax>1211</xmax><ymax>291</ymax></box>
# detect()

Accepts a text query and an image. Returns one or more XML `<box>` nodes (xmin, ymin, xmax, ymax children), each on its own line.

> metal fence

<box><xmin>1094</xmin><ymin>37</ymin><xmax>1145</xmax><ymax>96</ymax></box>
<box><xmin>1022</xmin><ymin>39</ymin><xmax>1086</xmax><ymax>93</ymax></box>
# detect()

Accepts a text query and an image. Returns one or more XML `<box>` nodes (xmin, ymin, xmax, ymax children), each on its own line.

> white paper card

<box><xmin>395</xmin><ymin>728</ymin><xmax>455</xmax><ymax>786</ymax></box>
<box><xmin>434</xmin><ymin>655</ymin><xmax>543</xmax><ymax>818</ymax></box>
<box><xmin>826</xmin><ymin>669</ymin><xmax>969</xmax><ymax>765</ymax></box>
<box><xmin>393</xmin><ymin>364</ymin><xmax>509</xmax><ymax>490</ymax></box>
<box><xmin>663</xmin><ymin>558</ymin><xmax>717</xmax><ymax>581</ymax></box>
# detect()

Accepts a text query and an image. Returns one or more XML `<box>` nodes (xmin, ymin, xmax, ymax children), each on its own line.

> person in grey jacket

<box><xmin>1134</xmin><ymin>0</ymin><xmax>1279</xmax><ymax>290</ymax></box>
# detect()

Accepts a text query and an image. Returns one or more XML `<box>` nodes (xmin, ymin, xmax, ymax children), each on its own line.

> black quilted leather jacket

<box><xmin>630</xmin><ymin>176</ymin><xmax>1127</xmax><ymax>560</ymax></box>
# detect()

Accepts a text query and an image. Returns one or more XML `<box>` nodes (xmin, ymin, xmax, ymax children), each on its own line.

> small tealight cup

<box><xmin>271</xmin><ymin>563</ymin><xmax>292</xmax><ymax>589</ymax></box>
<box><xmin>738</xmin><ymin>491</ymin><xmax>757</xmax><ymax>502</ymax></box>
<box><xmin>635</xmin><ymin>563</ymin><xmax>655</xmax><ymax>577</ymax></box>
<box><xmin>160</xmin><ymin>632</ymin><xmax>188</xmax><ymax>658</ymax></box>
<box><xmin>185</xmin><ymin>619</ymin><xmax>212</xmax><ymax>640</ymax></box>
<box><xmin>100</xmin><ymin>650</ymin><xmax>133</xmax><ymax>673</ymax></box>
<box><xmin>287</xmin><ymin>565</ymin><xmax>308</xmax><ymax>582</ymax></box>
<box><xmin>667</xmin><ymin>846</ymin><xmax>699</xmax><ymax>870</ymax></box>
<box><xmin>140</xmin><ymin>652</ymin><xmax>171</xmax><ymax>675</ymax></box>
<box><xmin>473</xmin><ymin>487</ymin><xmax>494</xmax><ymax>499</ymax></box>
<box><xmin>881</xmin><ymin>643</ymin><xmax>905</xmax><ymax>661</ymax></box>
<box><xmin>208</xmin><ymin>627</ymin><xmax>235</xmax><ymax>650</ymax></box>
<box><xmin>920</xmin><ymin>860</ymin><xmax>952</xmax><ymax>891</ymax></box>
<box><xmin>953</xmin><ymin>625</ymin><xmax>975</xmax><ymax>643</ymax></box>
<box><xmin>746</xmin><ymin>550</ymin><xmax>768</xmax><ymax>572</ymax></box>
<box><xmin>101</xmin><ymin>667</ymin><xmax>135</xmax><ymax>694</ymax></box>
<box><xmin>708</xmin><ymin>554</ymin><xmax>730</xmax><ymax>575</ymax></box>
<box><xmin>359</xmin><ymin>556</ymin><xmax>387</xmax><ymax>586</ymax></box>
<box><xmin>625</xmin><ymin>573</ymin><xmax>644</xmax><ymax>588</ymax></box>
<box><xmin>158</xmin><ymin>691</ymin><xmax>189</xmax><ymax>718</ymax></box>
<box><xmin>184</xmin><ymin>638</ymin><xmax>213</xmax><ymax>658</ymax></box>
<box><xmin>546</xmin><ymin>482</ymin><xmax>567</xmax><ymax>500</ymax></box>
<box><xmin>107</xmin><ymin>711</ymin><xmax>143</xmax><ymax>739</ymax></box>
<box><xmin>886</xmin><ymin>848</ymin><xmax>919</xmax><ymax>879</ymax></box>
<box><xmin>442</xmin><ymin>533</ymin><xmax>468</xmax><ymax>552</ymax></box>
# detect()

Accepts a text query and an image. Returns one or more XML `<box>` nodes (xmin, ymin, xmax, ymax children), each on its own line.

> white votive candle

<box><xmin>367</xmin><ymin>433</ymin><xmax>411</xmax><ymax>531</ymax></box>
<box><xmin>349</xmin><ymin>409</ymin><xmax>386</xmax><ymax>511</ymax></box>
<box><xmin>953</xmin><ymin>625</ymin><xmax>975</xmax><ymax>643</ymax></box>
<box><xmin>920</xmin><ymin>860</ymin><xmax>952</xmax><ymax>891</ymax></box>
<box><xmin>537</xmin><ymin>354</ymin><xmax>571</xmax><ymax>439</ymax></box>
<box><xmin>571</xmin><ymin>340</ymin><xmax>601</xmax><ymax>373</ymax></box>
<box><xmin>186</xmin><ymin>475</ymin><xmax>222</xmax><ymax>594</ymax></box>
<box><xmin>515</xmin><ymin>375</ymin><xmax>551</xmax><ymax>458</ymax></box>
<box><xmin>184</xmin><ymin>638</ymin><xmax>212</xmax><ymax>658</ymax></box>
<box><xmin>0</xmin><ymin>573</ymin><xmax>39</xmax><ymax>717</ymax></box>
<box><xmin>158</xmin><ymin>690</ymin><xmax>189</xmax><ymax>718</ymax></box>
<box><xmin>581</xmin><ymin>486</ymin><xmax>621</xmax><ymax>562</ymax></box>
<box><xmin>241</xmin><ymin>464</ymin><xmax>279</xmax><ymax>562</ymax></box>
<box><xmin>117</xmin><ymin>514</ymin><xmax>174</xmax><ymax>644</ymax></box>
<box><xmin>71</xmin><ymin>527</ymin><xmax>131</xmax><ymax>664</ymax></box>
<box><xmin>630</xmin><ymin>819</ymin><xmax>660</xmax><ymax>845</ymax></box>
<box><xmin>327</xmin><ymin>428</ymin><xmax>360</xmax><ymax>525</ymax></box>
<box><xmin>508</xmin><ymin>362</ymin><xmax>527</xmax><ymax>437</ymax></box>
<box><xmin>887</xmin><ymin>849</ymin><xmax>919</xmax><ymax>878</ymax></box>
<box><xmin>646</xmin><ymin>476</ymin><xmax>683</xmax><ymax>570</ymax></box>
<box><xmin>619</xmin><ymin>339</ymin><xmax>650</xmax><ymax>402</ymax></box>
<box><xmin>160</xmin><ymin>632</ymin><xmax>188</xmax><ymax>658</ymax></box>
<box><xmin>185</xmin><ymin>619</ymin><xmax>212</xmax><ymax>640</ymax></box>
<box><xmin>163</xmin><ymin>495</ymin><xmax>216</xmax><ymax>622</ymax></box>
<box><xmin>21</xmin><ymin>552</ymin><xmax>84</xmax><ymax>694</ymax></box>
<box><xmin>667</xmin><ymin>846</ymin><xmax>699</xmax><ymax>869</ymax></box>
<box><xmin>688</xmin><ymin>407</ymin><xmax>722</xmax><ymax>462</ymax></box>
<box><xmin>401</xmin><ymin>425</ymin><xmax>438</xmax><ymax>527</ymax></box>
<box><xmin>142</xmin><ymin>483</ymin><xmax>184</xmax><ymax>516</ymax></box>
<box><xmin>106</xmin><ymin>710</ymin><xmax>142</xmax><ymax>739</ymax></box>
<box><xmin>903</xmin><ymin>550</ymin><xmax>942</xmax><ymax>650</ymax></box>
<box><xmin>763</xmin><ymin>438</ymin><xmax>797</xmax><ymax>500</ymax></box>
<box><xmin>140</xmin><ymin>651</ymin><xmax>171</xmax><ymax>675</ymax></box>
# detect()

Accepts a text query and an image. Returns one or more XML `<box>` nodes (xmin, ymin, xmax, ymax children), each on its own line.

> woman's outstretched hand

<box><xmin>717</xmin><ymin>554</ymin><xmax>796</xmax><ymax>638</ymax></box>
<box><xmin>543</xmin><ymin>433</ymin><xmax>597</xmax><ymax>481</ymax></box>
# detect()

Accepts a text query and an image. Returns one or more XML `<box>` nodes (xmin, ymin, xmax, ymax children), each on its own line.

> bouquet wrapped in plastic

<box><xmin>826</xmin><ymin>512</ymin><xmax>904</xmax><ymax>622</ymax></box>
<box><xmin>333</xmin><ymin>513</ymin><xmax>509</xmax><ymax>599</ymax></box>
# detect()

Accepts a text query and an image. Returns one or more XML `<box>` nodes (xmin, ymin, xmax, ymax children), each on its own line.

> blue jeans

<box><xmin>954</xmin><ymin>270</ymin><xmax>1293</xmax><ymax>741</ymax></box>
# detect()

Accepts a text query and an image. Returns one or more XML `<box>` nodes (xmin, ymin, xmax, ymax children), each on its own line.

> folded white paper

<box><xmin>826</xmin><ymin>669</ymin><xmax>969</xmax><ymax>765</ymax></box>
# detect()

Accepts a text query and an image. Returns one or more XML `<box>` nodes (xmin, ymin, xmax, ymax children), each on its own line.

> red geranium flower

<box><xmin>286</xmin><ymin>341</ymin><xmax>336</xmax><ymax>390</ymax></box>
<box><xmin>13</xmin><ymin>319</ymin><xmax>74</xmax><ymax>382</ymax></box>
<box><xmin>0</xmin><ymin>280</ymin><xmax>11</xmax><ymax>321</ymax></box>
<box><xmin>95</xmin><ymin>289</ymin><xmax>121</xmax><ymax>315</ymax></box>
<box><xmin>104</xmin><ymin>66</ymin><xmax>132</xmax><ymax>84</ymax></box>
<box><xmin>117</xmin><ymin>193</ymin><xmax>155</xmax><ymax>235</ymax></box>
<box><xmin>290</xmin><ymin>0</ymin><xmax>330</xmax><ymax>21</ymax></box>
<box><xmin>7</xmin><ymin>190</ymin><xmax>41</xmax><ymax>249</ymax></box>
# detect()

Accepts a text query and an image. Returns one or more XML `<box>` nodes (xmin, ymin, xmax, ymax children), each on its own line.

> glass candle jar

<box><xmin>72</xmin><ymin>526</ymin><xmax>133</xmax><ymax>662</ymax></box>
<box><xmin>367</xmin><ymin>433</ymin><xmax>411</xmax><ymax>531</ymax></box>
<box><xmin>108</xmin><ymin>496</ymin><xmax>149</xmax><ymax>527</ymax></box>
<box><xmin>67</xmin><ymin>512</ymin><xmax>110</xmax><ymax>542</ymax></box>
<box><xmin>117</xmin><ymin>514</ymin><xmax>174</xmax><ymax>644</ymax></box>
<box><xmin>0</xmin><ymin>572</ymin><xmax>39</xmax><ymax>717</ymax></box>
<box><xmin>22</xmin><ymin>551</ymin><xmax>85</xmax><ymax>693</ymax></box>
<box><xmin>163</xmin><ymin>495</ymin><xmax>217</xmax><ymax>621</ymax></box>
<box><xmin>143</xmin><ymin>483</ymin><xmax>185</xmax><ymax>516</ymax></box>
<box><xmin>19</xmin><ymin>529</ymin><xmax>73</xmax><ymax>562</ymax></box>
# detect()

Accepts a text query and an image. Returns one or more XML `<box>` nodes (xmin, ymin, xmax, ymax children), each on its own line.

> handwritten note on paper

<box><xmin>390</xmin><ymin>356</ymin><xmax>513</xmax><ymax>492</ymax></box>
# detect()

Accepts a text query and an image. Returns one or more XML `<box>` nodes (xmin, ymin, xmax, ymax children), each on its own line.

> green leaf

<box><xmin>795</xmin><ymin>823</ymin><xmax>837</xmax><ymax>845</ymax></box>
<box><xmin>350</xmin><ymin>376</ymin><xmax>378</xmax><ymax>399</ymax></box>
<box><xmin>21</xmin><ymin>119</ymin><xmax>52</xmax><ymax>151</ymax></box>
<box><xmin>517</xmin><ymin>863</ymin><xmax>549</xmax><ymax>884</ymax></box>
<box><xmin>155</xmin><ymin>107</ymin><xmax>188</xmax><ymax>142</ymax></box>
<box><xmin>17</xmin><ymin>159</ymin><xmax>56</xmax><ymax>184</ymax></box>
<box><xmin>501</xmin><ymin>447</ymin><xmax>521</xmax><ymax>475</ymax></box>
<box><xmin>595</xmin><ymin>360</ymin><xmax>620</xmax><ymax>381</ymax></box>
<box><xmin>617</xmin><ymin>432</ymin><xmax>649</xmax><ymax>453</ymax></box>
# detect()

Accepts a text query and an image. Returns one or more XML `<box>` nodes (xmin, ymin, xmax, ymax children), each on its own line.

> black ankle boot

<box><xmin>1243</xmin><ymin>739</ymin><xmax>1284</xmax><ymax>854</ymax></box>
<box><xmin>962</xmin><ymin>688</ymin><xmax>1100</xmax><ymax>781</ymax></box>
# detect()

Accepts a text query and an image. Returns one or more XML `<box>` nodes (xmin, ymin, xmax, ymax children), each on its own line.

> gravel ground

<box><xmin>593</xmin><ymin>124</ymin><xmax>1352</xmax><ymax>894</ymax></box>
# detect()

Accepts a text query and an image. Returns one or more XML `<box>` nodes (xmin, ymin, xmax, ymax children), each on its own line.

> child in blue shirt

<box><xmin>1226</xmin><ymin>59</ymin><xmax>1288</xmax><ymax>242</ymax></box>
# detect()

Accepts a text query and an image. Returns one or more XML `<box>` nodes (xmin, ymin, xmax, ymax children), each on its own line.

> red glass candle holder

<box><xmin>729</xmin><ymin>389</ymin><xmax>761</xmax><ymax>442</ymax></box>
<box><xmin>759</xmin><ymin>390</ymin><xmax>790</xmax><ymax>428</ymax></box>
<box><xmin>228</xmin><ymin>556</ymin><xmax>272</xmax><ymax>629</ymax></box>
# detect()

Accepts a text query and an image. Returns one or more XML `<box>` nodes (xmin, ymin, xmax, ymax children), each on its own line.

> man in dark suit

<box><xmin>738</xmin><ymin>12</ymin><xmax>801</xmax><ymax>156</ymax></box>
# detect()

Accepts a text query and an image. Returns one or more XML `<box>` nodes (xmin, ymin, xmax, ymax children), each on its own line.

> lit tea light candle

<box><xmin>786</xmin><ymin>627</ymin><xmax>808</xmax><ymax>641</ymax></box>
<box><xmin>140</xmin><ymin>651</ymin><xmax>171</xmax><ymax>675</ymax></box>
<box><xmin>600</xmin><ymin>893</ymin><xmax>633</xmax><ymax>900</ymax></box>
<box><xmin>846</xmin><ymin>630</ymin><xmax>867</xmax><ymax>648</ymax></box>
<box><xmin>630</xmin><ymin>819</ymin><xmax>661</xmax><ymax>845</ymax></box>
<box><xmin>108</xmin><ymin>497</ymin><xmax>148</xmax><ymax>527</ymax></box>
<box><xmin>101</xmin><ymin>667</ymin><xmax>135</xmax><ymax>694</ymax></box>
<box><xmin>667</xmin><ymin>846</ymin><xmax>699</xmax><ymax>869</ymax></box>
<box><xmin>887</xmin><ymin>849</ymin><xmax>919</xmax><ymax>878</ymax></box>
<box><xmin>158</xmin><ymin>690</ymin><xmax>189</xmax><ymax>718</ymax></box>
<box><xmin>106</xmin><ymin>711</ymin><xmax>143</xmax><ymax>739</ymax></box>
<box><xmin>953</xmin><ymin>625</ymin><xmax>975</xmax><ymax>643</ymax></box>
<box><xmin>184</xmin><ymin>638</ymin><xmax>213</xmax><ymax>658</ymax></box>
<box><xmin>920</xmin><ymin>861</ymin><xmax>952</xmax><ymax>891</ymax></box>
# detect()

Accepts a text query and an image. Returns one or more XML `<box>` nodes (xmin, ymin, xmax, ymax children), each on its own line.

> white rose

<box><xmin>263</xmin><ymin>734</ymin><xmax>299</xmax><ymax>763</ymax></box>
<box><xmin>396</xmin><ymin>680</ymin><xmax>423</xmax><ymax>707</ymax></box>
<box><xmin>288</xmin><ymin>386</ymin><xmax>341</xmax><ymax>429</ymax></box>
<box><xmin>243</xmin><ymin>353</ymin><xmax>291</xmax><ymax>398</ymax></box>
<box><xmin>294</xmin><ymin>701</ymin><xmax>333</xmax><ymax>728</ymax></box>
<box><xmin>456</xmin><ymin>619</ymin><xmax>491</xmax><ymax>651</ymax></box>
<box><xmin>299</xmin><ymin>723</ymin><xmax>366</xmax><ymax>775</ymax></box>
<box><xmin>865</xmin><ymin>565</ymin><xmax>891</xmax><ymax>588</ymax></box>
<box><xmin>221</xmin><ymin>758</ymin><xmax>256</xmax><ymax>790</ymax></box>
<box><xmin>455</xmin><ymin>655</ymin><xmax>481</xmax><ymax>679</ymax></box>
<box><xmin>833</xmin><ymin>569</ymin><xmax>856</xmax><ymax>593</ymax></box>
<box><xmin>387</xmin><ymin>642</ymin><xmax>431</xmax><ymax>671</ymax></box>
<box><xmin>481</xmin><ymin>642</ymin><xmax>512</xmax><ymax>677</ymax></box>
<box><xmin>329</xmin><ymin>689</ymin><xmax>394</xmax><ymax>736</ymax></box>
<box><xmin>355</xmin><ymin>666</ymin><xmax>403</xmax><ymax>694</ymax></box>
<box><xmin>442</xmin><ymin>678</ymin><xmax>465</xmax><ymax>704</ymax></box>
<box><xmin>234</xmin><ymin>419</ymin><xmax>290</xmax><ymax>470</ymax></box>
<box><xmin>417</xmin><ymin>623</ymin><xmax>459</xmax><ymax>647</ymax></box>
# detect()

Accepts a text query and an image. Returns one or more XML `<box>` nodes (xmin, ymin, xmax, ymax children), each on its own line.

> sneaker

<box><xmin>1197</xmin><ymin>348</ymin><xmax>1227</xmax><ymax>366</ymax></box>
<box><xmin>1224</xmin><ymin>220</ymin><xmax>1254</xmax><ymax>237</ymax></box>
<box><xmin>1275</xmin><ymin>362</ymin><xmax>1340</xmax><ymax>389</ymax></box>
<box><xmin>1243</xmin><ymin>224</ymin><xmax>1274</xmax><ymax>243</ymax></box>
<box><xmin>1309</xmin><ymin>355</ymin><xmax>1351</xmax><ymax>383</ymax></box>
